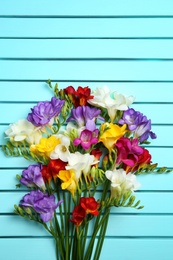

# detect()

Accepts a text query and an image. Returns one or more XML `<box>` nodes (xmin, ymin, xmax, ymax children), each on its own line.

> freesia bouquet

<box><xmin>3</xmin><ymin>82</ymin><xmax>170</xmax><ymax>260</ymax></box>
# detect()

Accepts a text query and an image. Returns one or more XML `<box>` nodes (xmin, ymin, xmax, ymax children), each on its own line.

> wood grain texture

<box><xmin>1</xmin><ymin>0</ymin><xmax>173</xmax><ymax>16</ymax></box>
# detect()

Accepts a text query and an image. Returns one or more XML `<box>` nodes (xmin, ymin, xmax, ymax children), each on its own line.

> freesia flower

<box><xmin>64</xmin><ymin>86</ymin><xmax>93</xmax><ymax>107</ymax></box>
<box><xmin>5</xmin><ymin>119</ymin><xmax>42</xmax><ymax>144</ymax></box>
<box><xmin>108</xmin><ymin>92</ymin><xmax>135</xmax><ymax>122</ymax></box>
<box><xmin>80</xmin><ymin>197</ymin><xmax>100</xmax><ymax>216</ymax></box>
<box><xmin>99</xmin><ymin>123</ymin><xmax>127</xmax><ymax>152</ymax></box>
<box><xmin>58</xmin><ymin>169</ymin><xmax>77</xmax><ymax>197</ymax></box>
<box><xmin>27</xmin><ymin>97</ymin><xmax>65</xmax><ymax>127</ymax></box>
<box><xmin>88</xmin><ymin>86</ymin><xmax>134</xmax><ymax>122</ymax></box>
<box><xmin>90</xmin><ymin>148</ymin><xmax>103</xmax><ymax>167</ymax></box>
<box><xmin>20</xmin><ymin>190</ymin><xmax>63</xmax><ymax>222</ymax></box>
<box><xmin>20</xmin><ymin>165</ymin><xmax>45</xmax><ymax>189</ymax></box>
<box><xmin>73</xmin><ymin>129</ymin><xmax>98</xmax><ymax>150</ymax></box>
<box><xmin>66</xmin><ymin>152</ymin><xmax>98</xmax><ymax>179</ymax></box>
<box><xmin>30</xmin><ymin>136</ymin><xmax>60</xmax><ymax>158</ymax></box>
<box><xmin>50</xmin><ymin>134</ymin><xmax>71</xmax><ymax>162</ymax></box>
<box><xmin>48</xmin><ymin>159</ymin><xmax>67</xmax><ymax>181</ymax></box>
<box><xmin>115</xmin><ymin>137</ymin><xmax>144</xmax><ymax>167</ymax></box>
<box><xmin>41</xmin><ymin>159</ymin><xmax>67</xmax><ymax>183</ymax></box>
<box><xmin>70</xmin><ymin>197</ymin><xmax>100</xmax><ymax>227</ymax></box>
<box><xmin>105</xmin><ymin>169</ymin><xmax>141</xmax><ymax>199</ymax></box>
<box><xmin>115</xmin><ymin>137</ymin><xmax>152</xmax><ymax>173</ymax></box>
<box><xmin>118</xmin><ymin>108</ymin><xmax>157</xmax><ymax>142</ymax></box>
<box><xmin>41</xmin><ymin>164</ymin><xmax>52</xmax><ymax>183</ymax></box>
<box><xmin>70</xmin><ymin>204</ymin><xmax>86</xmax><ymax>227</ymax></box>
<box><xmin>67</xmin><ymin>105</ymin><xmax>102</xmax><ymax>131</ymax></box>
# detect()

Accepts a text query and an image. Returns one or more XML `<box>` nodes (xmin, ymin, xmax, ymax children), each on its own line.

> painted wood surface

<box><xmin>0</xmin><ymin>1</ymin><xmax>173</xmax><ymax>259</ymax></box>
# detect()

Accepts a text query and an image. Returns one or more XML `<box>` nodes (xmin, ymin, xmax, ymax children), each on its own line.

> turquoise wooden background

<box><xmin>1</xmin><ymin>0</ymin><xmax>173</xmax><ymax>259</ymax></box>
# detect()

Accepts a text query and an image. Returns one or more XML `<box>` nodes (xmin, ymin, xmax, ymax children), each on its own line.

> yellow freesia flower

<box><xmin>58</xmin><ymin>170</ymin><xmax>77</xmax><ymax>197</ymax></box>
<box><xmin>30</xmin><ymin>136</ymin><xmax>60</xmax><ymax>157</ymax></box>
<box><xmin>99</xmin><ymin>123</ymin><xmax>127</xmax><ymax>152</ymax></box>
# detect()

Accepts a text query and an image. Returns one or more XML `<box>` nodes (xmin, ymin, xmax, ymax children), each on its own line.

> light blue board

<box><xmin>1</xmin><ymin>18</ymin><xmax>173</xmax><ymax>37</ymax></box>
<box><xmin>1</xmin><ymin>1</ymin><xmax>173</xmax><ymax>260</ymax></box>
<box><xmin>0</xmin><ymin>0</ymin><xmax>172</xmax><ymax>16</ymax></box>
<box><xmin>0</xmin><ymin>0</ymin><xmax>173</xmax><ymax>16</ymax></box>
<box><xmin>1</xmin><ymin>39</ymin><xmax>173</xmax><ymax>59</ymax></box>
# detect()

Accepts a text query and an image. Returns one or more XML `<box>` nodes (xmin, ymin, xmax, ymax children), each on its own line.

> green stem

<box><xmin>54</xmin><ymin>212</ymin><xmax>65</xmax><ymax>260</ymax></box>
<box><xmin>72</xmin><ymin>229</ymin><xmax>78</xmax><ymax>260</ymax></box>
<box><xmin>63</xmin><ymin>192</ymin><xmax>69</xmax><ymax>260</ymax></box>
<box><xmin>84</xmin><ymin>210</ymin><xmax>110</xmax><ymax>260</ymax></box>
<box><xmin>94</xmin><ymin>208</ymin><xmax>110</xmax><ymax>260</ymax></box>
<box><xmin>77</xmin><ymin>233</ymin><xmax>82</xmax><ymax>260</ymax></box>
<box><xmin>84</xmin><ymin>180</ymin><xmax>110</xmax><ymax>260</ymax></box>
<box><xmin>81</xmin><ymin>220</ymin><xmax>89</xmax><ymax>257</ymax></box>
<box><xmin>57</xmin><ymin>191</ymin><xmax>64</xmax><ymax>240</ymax></box>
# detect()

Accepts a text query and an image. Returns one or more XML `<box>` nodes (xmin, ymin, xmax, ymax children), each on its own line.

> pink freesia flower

<box><xmin>115</xmin><ymin>137</ymin><xmax>143</xmax><ymax>167</ymax></box>
<box><xmin>115</xmin><ymin>137</ymin><xmax>151</xmax><ymax>173</ymax></box>
<box><xmin>73</xmin><ymin>129</ymin><xmax>98</xmax><ymax>150</ymax></box>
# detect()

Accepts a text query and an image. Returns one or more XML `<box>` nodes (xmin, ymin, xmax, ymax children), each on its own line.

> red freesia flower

<box><xmin>70</xmin><ymin>197</ymin><xmax>100</xmax><ymax>227</ymax></box>
<box><xmin>70</xmin><ymin>204</ymin><xmax>86</xmax><ymax>227</ymax></box>
<box><xmin>137</xmin><ymin>148</ymin><xmax>151</xmax><ymax>165</ymax></box>
<box><xmin>126</xmin><ymin>148</ymin><xmax>152</xmax><ymax>173</ymax></box>
<box><xmin>48</xmin><ymin>159</ymin><xmax>67</xmax><ymax>180</ymax></box>
<box><xmin>80</xmin><ymin>197</ymin><xmax>100</xmax><ymax>216</ymax></box>
<box><xmin>75</xmin><ymin>86</ymin><xmax>94</xmax><ymax>106</ymax></box>
<box><xmin>41</xmin><ymin>165</ymin><xmax>52</xmax><ymax>183</ymax></box>
<box><xmin>64</xmin><ymin>86</ymin><xmax>93</xmax><ymax>107</ymax></box>
<box><xmin>64</xmin><ymin>86</ymin><xmax>76</xmax><ymax>103</ymax></box>
<box><xmin>41</xmin><ymin>159</ymin><xmax>67</xmax><ymax>183</ymax></box>
<box><xmin>91</xmin><ymin>148</ymin><xmax>102</xmax><ymax>161</ymax></box>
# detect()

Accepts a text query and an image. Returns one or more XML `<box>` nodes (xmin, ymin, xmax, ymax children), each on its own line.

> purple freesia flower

<box><xmin>20</xmin><ymin>190</ymin><xmax>45</xmax><ymax>207</ymax></box>
<box><xmin>73</xmin><ymin>129</ymin><xmax>98</xmax><ymax>150</ymax></box>
<box><xmin>67</xmin><ymin>105</ymin><xmax>103</xmax><ymax>131</ymax></box>
<box><xmin>27</xmin><ymin>97</ymin><xmax>65</xmax><ymax>127</ymax></box>
<box><xmin>119</xmin><ymin>108</ymin><xmax>157</xmax><ymax>142</ymax></box>
<box><xmin>20</xmin><ymin>190</ymin><xmax>63</xmax><ymax>222</ymax></box>
<box><xmin>20</xmin><ymin>165</ymin><xmax>45</xmax><ymax>189</ymax></box>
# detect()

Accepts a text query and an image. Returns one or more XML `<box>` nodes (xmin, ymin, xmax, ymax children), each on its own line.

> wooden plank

<box><xmin>0</xmin><ymin>103</ymin><xmax>172</xmax><ymax>124</ymax></box>
<box><xmin>1</xmin><ymin>18</ymin><xmax>173</xmax><ymax>37</ymax></box>
<box><xmin>1</xmin><ymin>215</ymin><xmax>173</xmax><ymax>237</ymax></box>
<box><xmin>0</xmin><ymin>238</ymin><xmax>173</xmax><ymax>260</ymax></box>
<box><xmin>1</xmin><ymin>191</ymin><xmax>173</xmax><ymax>214</ymax></box>
<box><xmin>1</xmin><ymin>39</ymin><xmax>173</xmax><ymax>58</ymax></box>
<box><xmin>0</xmin><ymin>82</ymin><xmax>173</xmax><ymax>102</ymax></box>
<box><xmin>1</xmin><ymin>0</ymin><xmax>173</xmax><ymax>16</ymax></box>
<box><xmin>1</xmin><ymin>169</ymin><xmax>172</xmax><ymax>191</ymax></box>
<box><xmin>1</xmin><ymin>60</ymin><xmax>173</xmax><ymax>80</ymax></box>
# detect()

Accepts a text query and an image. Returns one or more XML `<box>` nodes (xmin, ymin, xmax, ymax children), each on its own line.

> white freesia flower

<box><xmin>108</xmin><ymin>92</ymin><xmax>135</xmax><ymax>122</ymax></box>
<box><xmin>88</xmin><ymin>85</ymin><xmax>135</xmax><ymax>122</ymax></box>
<box><xmin>5</xmin><ymin>119</ymin><xmax>42</xmax><ymax>144</ymax></box>
<box><xmin>88</xmin><ymin>85</ymin><xmax>113</xmax><ymax>108</ymax></box>
<box><xmin>66</xmin><ymin>152</ymin><xmax>98</xmax><ymax>179</ymax></box>
<box><xmin>105</xmin><ymin>169</ymin><xmax>141</xmax><ymax>199</ymax></box>
<box><xmin>50</xmin><ymin>134</ymin><xmax>71</xmax><ymax>162</ymax></box>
